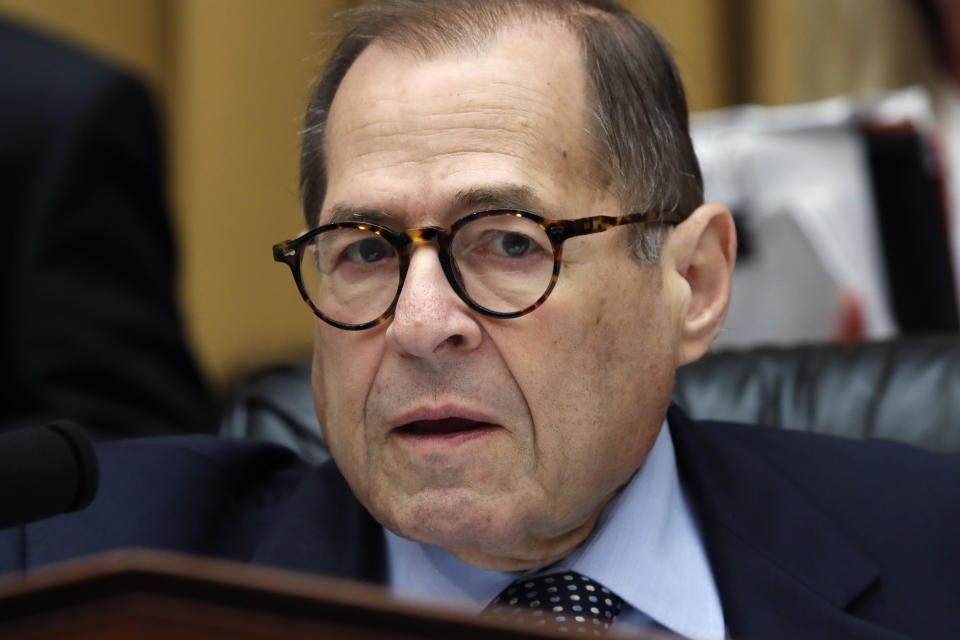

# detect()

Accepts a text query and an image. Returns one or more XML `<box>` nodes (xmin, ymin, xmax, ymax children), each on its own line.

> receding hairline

<box><xmin>347</xmin><ymin>12</ymin><xmax>587</xmax><ymax>72</ymax></box>
<box><xmin>334</xmin><ymin>0</ymin><xmax>611</xmax><ymax>60</ymax></box>
<box><xmin>322</xmin><ymin>8</ymin><xmax>616</xmax><ymax>215</ymax></box>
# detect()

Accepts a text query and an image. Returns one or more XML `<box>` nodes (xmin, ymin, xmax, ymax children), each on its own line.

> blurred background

<box><xmin>0</xmin><ymin>0</ymin><xmax>950</xmax><ymax>393</ymax></box>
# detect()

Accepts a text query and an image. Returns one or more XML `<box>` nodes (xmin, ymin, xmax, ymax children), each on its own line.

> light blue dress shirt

<box><xmin>384</xmin><ymin>421</ymin><xmax>726</xmax><ymax>639</ymax></box>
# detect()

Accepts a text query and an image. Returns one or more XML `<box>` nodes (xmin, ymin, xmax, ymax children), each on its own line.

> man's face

<box><xmin>313</xmin><ymin>24</ymin><xmax>685</xmax><ymax>570</ymax></box>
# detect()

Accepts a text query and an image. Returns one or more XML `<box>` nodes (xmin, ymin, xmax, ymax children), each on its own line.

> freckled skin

<box><xmin>312</xmin><ymin>23</ymin><xmax>689</xmax><ymax>571</ymax></box>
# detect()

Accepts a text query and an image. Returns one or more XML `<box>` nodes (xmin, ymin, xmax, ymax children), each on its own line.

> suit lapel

<box><xmin>668</xmin><ymin>407</ymin><xmax>907</xmax><ymax>640</ymax></box>
<box><xmin>251</xmin><ymin>460</ymin><xmax>386</xmax><ymax>584</ymax></box>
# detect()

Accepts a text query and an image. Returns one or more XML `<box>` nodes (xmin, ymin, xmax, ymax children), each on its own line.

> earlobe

<box><xmin>666</xmin><ymin>203</ymin><xmax>737</xmax><ymax>366</ymax></box>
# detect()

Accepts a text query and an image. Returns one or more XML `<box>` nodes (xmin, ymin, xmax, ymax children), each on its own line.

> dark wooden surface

<box><xmin>0</xmin><ymin>550</ymin><xmax>667</xmax><ymax>639</ymax></box>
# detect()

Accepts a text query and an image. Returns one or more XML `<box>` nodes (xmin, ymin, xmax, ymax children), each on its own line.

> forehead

<box><xmin>322</xmin><ymin>23</ymin><xmax>607</xmax><ymax>225</ymax></box>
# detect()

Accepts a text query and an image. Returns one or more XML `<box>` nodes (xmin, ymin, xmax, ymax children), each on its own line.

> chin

<box><xmin>370</xmin><ymin>484</ymin><xmax>598</xmax><ymax>571</ymax></box>
<box><xmin>377</xmin><ymin>486</ymin><xmax>524</xmax><ymax>551</ymax></box>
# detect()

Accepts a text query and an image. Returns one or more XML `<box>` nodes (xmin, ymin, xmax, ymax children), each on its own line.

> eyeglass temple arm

<box><xmin>545</xmin><ymin>211</ymin><xmax>683</xmax><ymax>241</ymax></box>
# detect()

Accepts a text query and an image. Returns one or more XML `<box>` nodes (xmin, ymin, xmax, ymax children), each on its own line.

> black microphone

<box><xmin>0</xmin><ymin>420</ymin><xmax>99</xmax><ymax>529</ymax></box>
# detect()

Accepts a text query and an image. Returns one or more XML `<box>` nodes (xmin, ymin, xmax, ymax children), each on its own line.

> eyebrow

<box><xmin>323</xmin><ymin>183</ymin><xmax>543</xmax><ymax>229</ymax></box>
<box><xmin>325</xmin><ymin>205</ymin><xmax>398</xmax><ymax>227</ymax></box>
<box><xmin>453</xmin><ymin>184</ymin><xmax>539</xmax><ymax>212</ymax></box>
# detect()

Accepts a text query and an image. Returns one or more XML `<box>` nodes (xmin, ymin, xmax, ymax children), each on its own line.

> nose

<box><xmin>385</xmin><ymin>246</ymin><xmax>483</xmax><ymax>358</ymax></box>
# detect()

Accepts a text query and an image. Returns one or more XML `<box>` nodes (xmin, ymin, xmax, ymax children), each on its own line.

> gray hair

<box><xmin>300</xmin><ymin>0</ymin><xmax>703</xmax><ymax>263</ymax></box>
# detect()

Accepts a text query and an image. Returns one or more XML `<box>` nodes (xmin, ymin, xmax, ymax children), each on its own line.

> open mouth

<box><xmin>394</xmin><ymin>417</ymin><xmax>496</xmax><ymax>436</ymax></box>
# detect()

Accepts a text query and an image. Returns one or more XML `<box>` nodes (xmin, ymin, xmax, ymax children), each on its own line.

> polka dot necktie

<box><xmin>485</xmin><ymin>571</ymin><xmax>624</xmax><ymax>635</ymax></box>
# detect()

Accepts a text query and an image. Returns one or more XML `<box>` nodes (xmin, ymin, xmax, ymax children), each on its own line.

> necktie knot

<box><xmin>485</xmin><ymin>571</ymin><xmax>624</xmax><ymax>635</ymax></box>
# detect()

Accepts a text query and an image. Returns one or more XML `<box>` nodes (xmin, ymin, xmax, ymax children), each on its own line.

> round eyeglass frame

<box><xmin>273</xmin><ymin>208</ymin><xmax>684</xmax><ymax>331</ymax></box>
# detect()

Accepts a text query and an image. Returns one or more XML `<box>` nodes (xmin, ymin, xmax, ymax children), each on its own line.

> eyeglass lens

<box><xmin>299</xmin><ymin>213</ymin><xmax>555</xmax><ymax>326</ymax></box>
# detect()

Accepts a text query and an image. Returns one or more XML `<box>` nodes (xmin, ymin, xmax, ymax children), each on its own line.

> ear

<box><xmin>662</xmin><ymin>202</ymin><xmax>737</xmax><ymax>366</ymax></box>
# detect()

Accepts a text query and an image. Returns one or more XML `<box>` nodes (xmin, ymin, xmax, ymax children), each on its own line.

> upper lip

<box><xmin>388</xmin><ymin>405</ymin><xmax>503</xmax><ymax>431</ymax></box>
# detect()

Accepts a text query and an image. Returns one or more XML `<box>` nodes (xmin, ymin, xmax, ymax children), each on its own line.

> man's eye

<box><xmin>343</xmin><ymin>237</ymin><xmax>391</xmax><ymax>263</ymax></box>
<box><xmin>489</xmin><ymin>231</ymin><xmax>536</xmax><ymax>257</ymax></box>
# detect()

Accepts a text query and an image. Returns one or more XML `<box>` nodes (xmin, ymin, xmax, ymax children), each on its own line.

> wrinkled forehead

<box><xmin>321</xmin><ymin>23</ymin><xmax>607</xmax><ymax>225</ymax></box>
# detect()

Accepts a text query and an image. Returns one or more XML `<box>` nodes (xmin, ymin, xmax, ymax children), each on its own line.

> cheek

<box><xmin>312</xmin><ymin>324</ymin><xmax>382</xmax><ymax>457</ymax></box>
<box><xmin>506</xmin><ymin>266</ymin><xmax>671</xmax><ymax>469</ymax></box>
<box><xmin>591</xmin><ymin>279</ymin><xmax>676</xmax><ymax>423</ymax></box>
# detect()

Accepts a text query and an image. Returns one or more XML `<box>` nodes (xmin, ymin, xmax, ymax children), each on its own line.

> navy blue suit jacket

<box><xmin>1</xmin><ymin>407</ymin><xmax>957</xmax><ymax>639</ymax></box>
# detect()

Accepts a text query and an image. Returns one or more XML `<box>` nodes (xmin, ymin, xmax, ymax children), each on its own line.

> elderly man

<box><xmin>1</xmin><ymin>1</ymin><xmax>958</xmax><ymax>638</ymax></box>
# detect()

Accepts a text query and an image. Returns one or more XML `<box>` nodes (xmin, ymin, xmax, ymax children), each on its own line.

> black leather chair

<box><xmin>220</xmin><ymin>336</ymin><xmax>960</xmax><ymax>463</ymax></box>
<box><xmin>673</xmin><ymin>335</ymin><xmax>960</xmax><ymax>451</ymax></box>
<box><xmin>220</xmin><ymin>361</ymin><xmax>325</xmax><ymax>462</ymax></box>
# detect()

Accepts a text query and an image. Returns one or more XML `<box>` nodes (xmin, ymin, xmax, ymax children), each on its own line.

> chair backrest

<box><xmin>221</xmin><ymin>336</ymin><xmax>960</xmax><ymax>461</ymax></box>
<box><xmin>673</xmin><ymin>335</ymin><xmax>960</xmax><ymax>451</ymax></box>
<box><xmin>219</xmin><ymin>361</ymin><xmax>328</xmax><ymax>463</ymax></box>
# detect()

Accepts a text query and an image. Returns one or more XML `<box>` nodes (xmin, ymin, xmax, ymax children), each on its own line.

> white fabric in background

<box><xmin>692</xmin><ymin>88</ymin><xmax>938</xmax><ymax>348</ymax></box>
<box><xmin>933</xmin><ymin>80</ymin><xmax>960</xmax><ymax>317</ymax></box>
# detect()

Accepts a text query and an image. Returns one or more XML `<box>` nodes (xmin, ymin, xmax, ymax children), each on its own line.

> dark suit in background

<box><xmin>0</xmin><ymin>19</ymin><xmax>215</xmax><ymax>439</ymax></box>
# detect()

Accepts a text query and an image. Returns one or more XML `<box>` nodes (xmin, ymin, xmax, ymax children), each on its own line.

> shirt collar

<box><xmin>384</xmin><ymin>420</ymin><xmax>725</xmax><ymax>639</ymax></box>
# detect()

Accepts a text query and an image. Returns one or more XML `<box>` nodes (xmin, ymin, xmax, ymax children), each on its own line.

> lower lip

<box><xmin>390</xmin><ymin>425</ymin><xmax>502</xmax><ymax>451</ymax></box>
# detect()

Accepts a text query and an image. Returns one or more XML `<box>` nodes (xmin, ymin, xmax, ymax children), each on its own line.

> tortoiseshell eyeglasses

<box><xmin>273</xmin><ymin>209</ymin><xmax>683</xmax><ymax>331</ymax></box>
